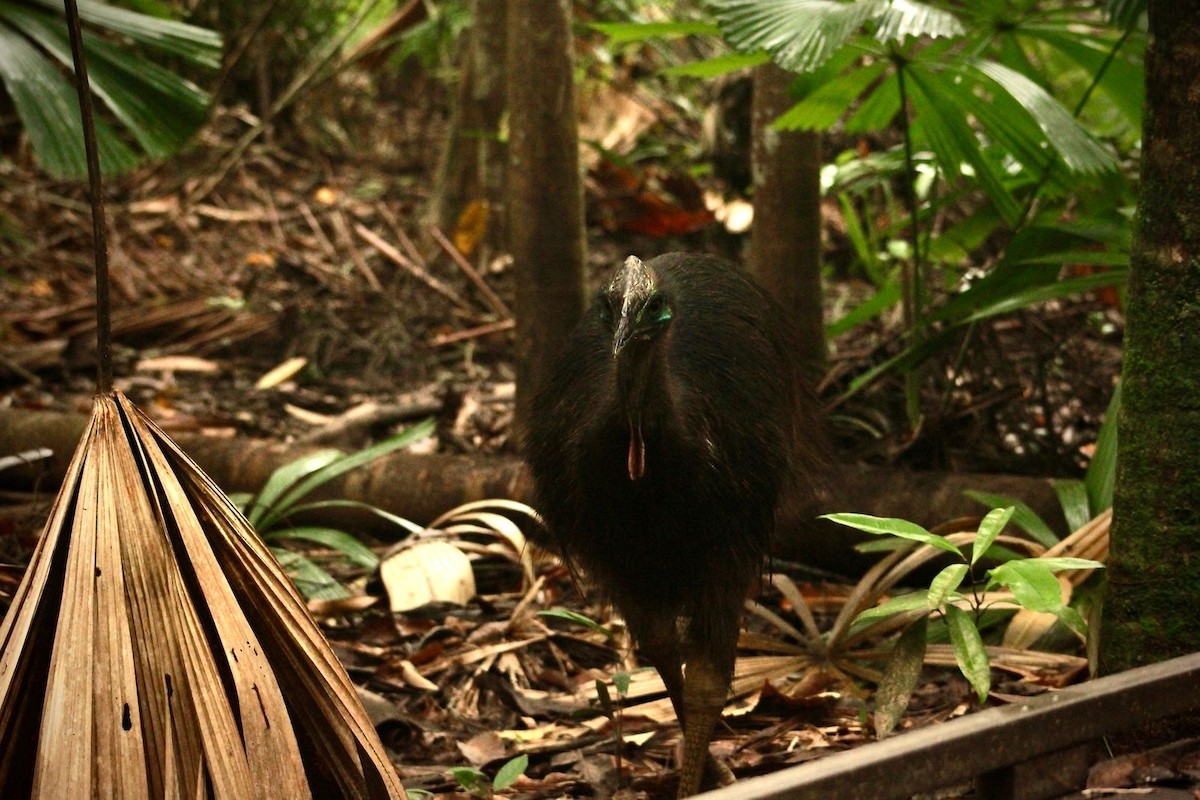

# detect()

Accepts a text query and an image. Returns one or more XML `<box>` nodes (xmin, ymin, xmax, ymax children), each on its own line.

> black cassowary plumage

<box><xmin>523</xmin><ymin>252</ymin><xmax>821</xmax><ymax>797</ymax></box>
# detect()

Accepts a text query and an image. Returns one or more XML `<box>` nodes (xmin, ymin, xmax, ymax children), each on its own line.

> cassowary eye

<box><xmin>645</xmin><ymin>295</ymin><xmax>666</xmax><ymax>319</ymax></box>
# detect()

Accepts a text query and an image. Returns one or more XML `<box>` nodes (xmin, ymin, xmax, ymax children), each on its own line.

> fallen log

<box><xmin>0</xmin><ymin>407</ymin><xmax>1069</xmax><ymax>576</ymax></box>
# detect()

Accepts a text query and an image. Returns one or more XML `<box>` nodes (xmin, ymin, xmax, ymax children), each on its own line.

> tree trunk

<box><xmin>1102</xmin><ymin>4</ymin><xmax>1200</xmax><ymax>674</ymax></box>
<box><xmin>0</xmin><ymin>407</ymin><xmax>1071</xmax><ymax>579</ymax></box>
<box><xmin>426</xmin><ymin>0</ymin><xmax>508</xmax><ymax>250</ymax></box>
<box><xmin>748</xmin><ymin>63</ymin><xmax>825</xmax><ymax>382</ymax></box>
<box><xmin>506</xmin><ymin>0</ymin><xmax>587</xmax><ymax>435</ymax></box>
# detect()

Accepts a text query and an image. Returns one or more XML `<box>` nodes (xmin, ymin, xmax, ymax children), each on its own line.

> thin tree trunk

<box><xmin>426</xmin><ymin>0</ymin><xmax>508</xmax><ymax>249</ymax></box>
<box><xmin>1103</xmin><ymin>3</ymin><xmax>1200</xmax><ymax>674</ymax></box>
<box><xmin>748</xmin><ymin>63</ymin><xmax>825</xmax><ymax>382</ymax></box>
<box><xmin>506</xmin><ymin>0</ymin><xmax>587</xmax><ymax>435</ymax></box>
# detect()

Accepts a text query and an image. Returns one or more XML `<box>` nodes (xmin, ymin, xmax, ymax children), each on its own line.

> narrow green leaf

<box><xmin>826</xmin><ymin>276</ymin><xmax>901</xmax><ymax>337</ymax></box>
<box><xmin>27</xmin><ymin>0</ymin><xmax>222</xmax><ymax>67</ymax></box>
<box><xmin>988</xmin><ymin>560</ymin><xmax>1062</xmax><ymax>612</ymax></box>
<box><xmin>281</xmin><ymin>499</ymin><xmax>424</xmax><ymax>536</ymax></box>
<box><xmin>247</xmin><ymin>449</ymin><xmax>342</xmax><ymax>527</ymax></box>
<box><xmin>265</xmin><ymin>526</ymin><xmax>380</xmax><ymax>569</ymax></box>
<box><xmin>589</xmin><ymin>21</ymin><xmax>718</xmax><ymax>43</ymax></box>
<box><xmin>260</xmin><ymin>418</ymin><xmax>436</xmax><ymax>530</ymax></box>
<box><xmin>661</xmin><ymin>50</ymin><xmax>770</xmax><ymax>77</ymax></box>
<box><xmin>972</xmin><ymin>507</ymin><xmax>1015</xmax><ymax>565</ymax></box>
<box><xmin>821</xmin><ymin>512</ymin><xmax>963</xmax><ymax>556</ymax></box>
<box><xmin>1035</xmin><ymin>557</ymin><xmax>1105</xmax><ymax>572</ymax></box>
<box><xmin>964</xmin><ymin>491</ymin><xmax>1058</xmax><ymax>548</ymax></box>
<box><xmin>845</xmin><ymin>72</ymin><xmax>901</xmax><ymax>132</ymax></box>
<box><xmin>1086</xmin><ymin>383</ymin><xmax>1120</xmax><ymax>514</ymax></box>
<box><xmin>928</xmin><ymin>564</ymin><xmax>969</xmax><ymax>607</ymax></box>
<box><xmin>1049</xmin><ymin>479</ymin><xmax>1092</xmax><ymax>534</ymax></box>
<box><xmin>969</xmin><ymin>58</ymin><xmax>1117</xmax><ymax>175</ymax></box>
<box><xmin>538</xmin><ymin>608</ymin><xmax>613</xmax><ymax>639</ymax></box>
<box><xmin>964</xmin><ymin>270</ymin><xmax>1127</xmax><ymax>324</ymax></box>
<box><xmin>1018</xmin><ymin>27</ymin><xmax>1143</xmax><ymax>127</ymax></box>
<box><xmin>944</xmin><ymin>605</ymin><xmax>990</xmax><ymax>702</ymax></box>
<box><xmin>906</xmin><ymin>64</ymin><xmax>1021</xmax><ymax>223</ymax></box>
<box><xmin>271</xmin><ymin>548</ymin><xmax>351</xmax><ymax>600</ymax></box>
<box><xmin>493</xmin><ymin>755</ymin><xmax>529</xmax><ymax>791</ymax></box>
<box><xmin>595</xmin><ymin>679</ymin><xmax>614</xmax><ymax>716</ymax></box>
<box><xmin>1055</xmin><ymin>605</ymin><xmax>1088</xmax><ymax>638</ymax></box>
<box><xmin>1102</xmin><ymin>0</ymin><xmax>1146</xmax><ymax>30</ymax></box>
<box><xmin>874</xmin><ymin>616</ymin><xmax>927</xmax><ymax>738</ymax></box>
<box><xmin>774</xmin><ymin>61</ymin><xmax>887</xmax><ymax>130</ymax></box>
<box><xmin>850</xmin><ymin>591</ymin><xmax>931</xmax><ymax>630</ymax></box>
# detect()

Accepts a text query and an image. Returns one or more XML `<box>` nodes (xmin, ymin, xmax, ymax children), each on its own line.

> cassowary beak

<box><xmin>612</xmin><ymin>313</ymin><xmax>634</xmax><ymax>358</ymax></box>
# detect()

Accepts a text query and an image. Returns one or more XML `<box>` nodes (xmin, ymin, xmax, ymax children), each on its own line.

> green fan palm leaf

<box><xmin>0</xmin><ymin>0</ymin><xmax>220</xmax><ymax>178</ymax></box>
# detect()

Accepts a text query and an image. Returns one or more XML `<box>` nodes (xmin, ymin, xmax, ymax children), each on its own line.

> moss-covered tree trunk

<box><xmin>1101</xmin><ymin>3</ymin><xmax>1200</xmax><ymax>673</ymax></box>
<box><xmin>748</xmin><ymin>63</ymin><xmax>825</xmax><ymax>382</ymax></box>
<box><xmin>506</xmin><ymin>0</ymin><xmax>587</xmax><ymax>434</ymax></box>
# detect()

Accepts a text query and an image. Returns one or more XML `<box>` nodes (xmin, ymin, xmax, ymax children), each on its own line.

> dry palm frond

<box><xmin>0</xmin><ymin>391</ymin><xmax>406</xmax><ymax>799</ymax></box>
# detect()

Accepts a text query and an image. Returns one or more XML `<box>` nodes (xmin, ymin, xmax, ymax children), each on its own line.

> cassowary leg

<box><xmin>676</xmin><ymin>650</ymin><xmax>734</xmax><ymax>798</ymax></box>
<box><xmin>626</xmin><ymin>612</ymin><xmax>732</xmax><ymax>795</ymax></box>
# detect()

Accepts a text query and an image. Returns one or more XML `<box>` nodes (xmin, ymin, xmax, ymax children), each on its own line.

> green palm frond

<box><xmin>1103</xmin><ymin>0</ymin><xmax>1146</xmax><ymax>29</ymax></box>
<box><xmin>0</xmin><ymin>0</ymin><xmax>220</xmax><ymax>178</ymax></box>
<box><xmin>874</xmin><ymin>0</ymin><xmax>962</xmax><ymax>42</ymax></box>
<box><xmin>710</xmin><ymin>0</ymin><xmax>963</xmax><ymax>73</ymax></box>
<box><xmin>0</xmin><ymin>22</ymin><xmax>138</xmax><ymax>177</ymax></box>
<box><xmin>26</xmin><ymin>0</ymin><xmax>221</xmax><ymax>67</ymax></box>
<box><xmin>968</xmin><ymin>59</ymin><xmax>1117</xmax><ymax>176</ymax></box>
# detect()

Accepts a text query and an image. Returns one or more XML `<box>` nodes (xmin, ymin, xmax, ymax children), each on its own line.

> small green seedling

<box><xmin>231</xmin><ymin>419</ymin><xmax>434</xmax><ymax>598</ymax></box>
<box><xmin>449</xmin><ymin>755</ymin><xmax>529</xmax><ymax>798</ymax></box>
<box><xmin>823</xmin><ymin>507</ymin><xmax>1103</xmax><ymax>735</ymax></box>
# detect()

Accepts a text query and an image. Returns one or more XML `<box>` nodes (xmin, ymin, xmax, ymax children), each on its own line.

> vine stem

<box><xmin>63</xmin><ymin>0</ymin><xmax>112</xmax><ymax>394</ymax></box>
<box><xmin>895</xmin><ymin>53</ymin><xmax>926</xmax><ymax>427</ymax></box>
<box><xmin>895</xmin><ymin>56</ymin><xmax>923</xmax><ymax>334</ymax></box>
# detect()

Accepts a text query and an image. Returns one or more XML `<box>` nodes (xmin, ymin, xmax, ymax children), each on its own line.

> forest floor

<box><xmin>0</xmin><ymin>99</ymin><xmax>1172</xmax><ymax>799</ymax></box>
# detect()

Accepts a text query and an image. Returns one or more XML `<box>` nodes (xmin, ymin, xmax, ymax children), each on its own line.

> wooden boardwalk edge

<box><xmin>701</xmin><ymin>652</ymin><xmax>1200</xmax><ymax>799</ymax></box>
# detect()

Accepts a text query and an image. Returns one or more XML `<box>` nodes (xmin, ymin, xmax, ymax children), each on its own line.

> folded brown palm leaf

<box><xmin>0</xmin><ymin>391</ymin><xmax>406</xmax><ymax>799</ymax></box>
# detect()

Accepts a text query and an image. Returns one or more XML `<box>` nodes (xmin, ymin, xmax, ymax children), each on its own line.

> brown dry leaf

<box><xmin>453</xmin><ymin>200</ymin><xmax>489</xmax><ymax>257</ymax></box>
<box><xmin>379</xmin><ymin>540</ymin><xmax>476</xmax><ymax>612</ymax></box>
<box><xmin>0</xmin><ymin>392</ymin><xmax>406</xmax><ymax>799</ymax></box>
<box><xmin>136</xmin><ymin>355</ymin><xmax>221</xmax><ymax>373</ymax></box>
<box><xmin>255</xmin><ymin>356</ymin><xmax>308</xmax><ymax>389</ymax></box>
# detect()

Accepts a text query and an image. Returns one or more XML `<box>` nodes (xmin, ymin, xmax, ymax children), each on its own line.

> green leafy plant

<box><xmin>449</xmin><ymin>755</ymin><xmax>529</xmax><ymax>798</ymax></box>
<box><xmin>232</xmin><ymin>418</ymin><xmax>435</xmax><ymax>599</ymax></box>
<box><xmin>707</xmin><ymin>0</ymin><xmax>1138</xmax><ymax>411</ymax></box>
<box><xmin>821</xmin><ymin>507</ymin><xmax>1103</xmax><ymax>735</ymax></box>
<box><xmin>0</xmin><ymin>0</ymin><xmax>221</xmax><ymax>178</ymax></box>
<box><xmin>593</xmin><ymin>3</ymin><xmax>1140</xmax><ymax>424</ymax></box>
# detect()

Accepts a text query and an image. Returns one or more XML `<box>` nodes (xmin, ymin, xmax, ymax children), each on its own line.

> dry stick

<box><xmin>429</xmin><ymin>226</ymin><xmax>512</xmax><ymax>318</ymax></box>
<box><xmin>187</xmin><ymin>0</ymin><xmax>384</xmax><ymax>205</ymax></box>
<box><xmin>298</xmin><ymin>203</ymin><xmax>339</xmax><ymax>261</ymax></box>
<box><xmin>63</xmin><ymin>0</ymin><xmax>111</xmax><ymax>394</ymax></box>
<box><xmin>428</xmin><ymin>319</ymin><xmax>515</xmax><ymax>348</ymax></box>
<box><xmin>331</xmin><ymin>209</ymin><xmax>382</xmax><ymax>292</ymax></box>
<box><xmin>377</xmin><ymin>204</ymin><xmax>428</xmax><ymax>267</ymax></box>
<box><xmin>354</xmin><ymin>224</ymin><xmax>474</xmax><ymax>314</ymax></box>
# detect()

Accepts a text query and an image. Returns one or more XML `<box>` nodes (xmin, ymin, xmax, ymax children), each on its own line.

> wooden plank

<box><xmin>975</xmin><ymin>743</ymin><xmax>1093</xmax><ymax>800</ymax></box>
<box><xmin>702</xmin><ymin>652</ymin><xmax>1200</xmax><ymax>800</ymax></box>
